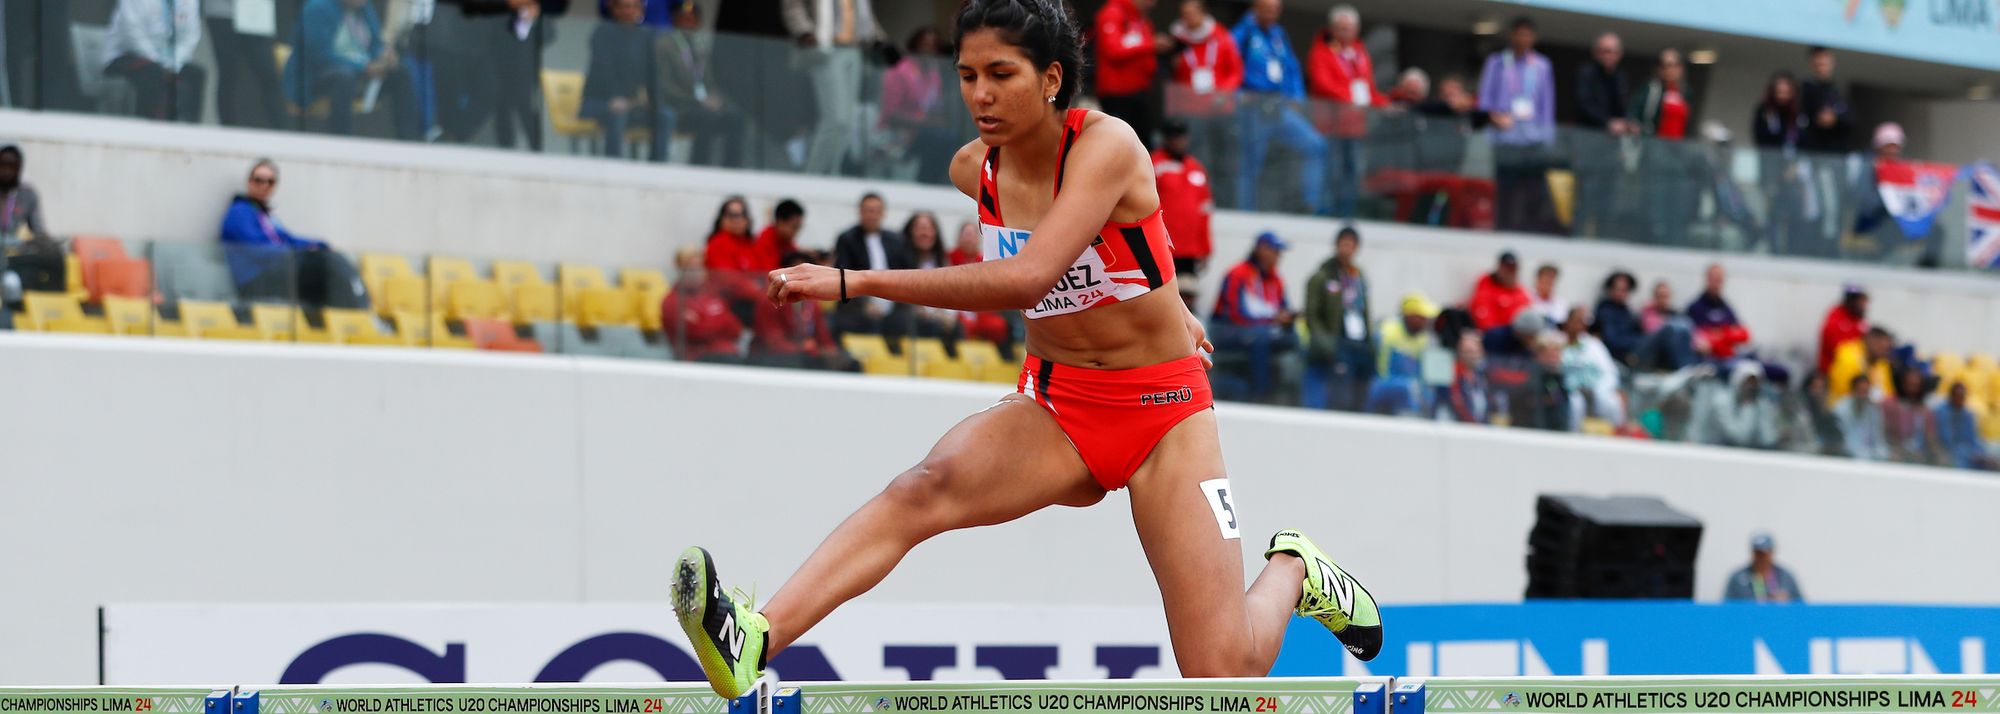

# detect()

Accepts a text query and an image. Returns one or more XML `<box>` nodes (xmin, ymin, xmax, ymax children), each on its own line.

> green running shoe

<box><xmin>1265</xmin><ymin>530</ymin><xmax>1382</xmax><ymax>661</ymax></box>
<box><xmin>671</xmin><ymin>546</ymin><xmax>768</xmax><ymax>698</ymax></box>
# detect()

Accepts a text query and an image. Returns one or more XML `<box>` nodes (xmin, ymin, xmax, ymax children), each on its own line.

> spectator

<box><xmin>1784</xmin><ymin>371</ymin><xmax>1847</xmax><ymax>457</ymax></box>
<box><xmin>1154</xmin><ymin>119</ymin><xmax>1214</xmax><ymax>311</ymax></box>
<box><xmin>1933</xmin><ymin>382</ymin><xmax>1996</xmax><ymax>471</ymax></box>
<box><xmin>1884</xmin><ymin>367</ymin><xmax>1940</xmax><ymax>465</ymax></box>
<box><xmin>1387</xmin><ymin>67</ymin><xmax>1426</xmax><ymax>107</ymax></box>
<box><xmin>663</xmin><ymin>246</ymin><xmax>745</xmax><ymax>363</ymax></box>
<box><xmin>946</xmin><ymin>219</ymin><xmax>1021</xmax><ymax>359</ymax></box>
<box><xmin>595</xmin><ymin>0</ymin><xmax>676</xmax><ymax>28</ymax></box>
<box><xmin>1558</xmin><ymin>306</ymin><xmax>1624</xmax><ymax>426</ymax></box>
<box><xmin>1686</xmin><ymin>262</ymin><xmax>1750</xmax><ymax>359</ymax></box>
<box><xmin>1690</xmin><ymin>361</ymin><xmax>1781</xmax><ymax>449</ymax></box>
<box><xmin>902</xmin><ymin>211</ymin><xmax>965</xmax><ymax>357</ymax></box>
<box><xmin>659</xmin><ymin>2</ymin><xmax>748</xmax><ymax>167</ymax></box>
<box><xmin>948</xmin><ymin>220</ymin><xmax>982</xmax><ymax>266</ymax></box>
<box><xmin>1439</xmin><ymin>331</ymin><xmax>1492</xmax><ymax>424</ymax></box>
<box><xmin>751</xmin><ymin>249</ymin><xmax>844</xmax><ymax>370</ymax></box>
<box><xmin>104</xmin><ymin>0</ymin><xmax>206</xmax><ymax>122</ymax></box>
<box><xmin>1723</xmin><ymin>532</ymin><xmax>1803</xmax><ymax>603</ymax></box>
<box><xmin>1630</xmin><ymin>48</ymin><xmax>1697</xmax><ymax>245</ymax></box>
<box><xmin>1212</xmin><ymin>231</ymin><xmax>1298</xmax><ymax>403</ymax></box>
<box><xmin>484</xmin><ymin>0</ymin><xmax>548</xmax><ymax>151</ymax></box>
<box><xmin>1571</xmin><ymin>31</ymin><xmax>1633</xmax><ymax>238</ymax></box>
<box><xmin>1529</xmin><ymin>263</ymin><xmax>1566</xmax><ymax>326</ymax></box>
<box><xmin>1166</xmin><ymin>0</ymin><xmax>1242</xmax><ymax>174</ymax></box>
<box><xmin>1828</xmin><ymin>327</ymin><xmax>1895</xmax><ymax>405</ymax></box>
<box><xmin>287</xmin><ymin>0</ymin><xmax>422</xmax><ymax>140</ymax></box>
<box><xmin>1593</xmin><ymin>270</ymin><xmax>1642</xmax><ymax>364</ymax></box>
<box><xmin>219</xmin><ymin>159</ymin><xmax>368</xmax><ymax>311</ymax></box>
<box><xmin>1093</xmin><ymin>0</ymin><xmax>1166</xmax><ymax>148</ymax></box>
<box><xmin>1469</xmin><ymin>250</ymin><xmax>1532</xmax><ymax>330</ymax></box>
<box><xmin>584</xmin><ymin>0</ymin><xmax>668</xmax><ymax>161</ymax></box>
<box><xmin>204</xmin><ymin>0</ymin><xmax>285</xmax><ymax>129</ymax></box>
<box><xmin>1512</xmin><ymin>332</ymin><xmax>1573</xmax><ymax>432</ymax></box>
<box><xmin>1632</xmin><ymin>278</ymin><xmax>1700</xmax><ymax>371</ymax></box>
<box><xmin>1302</xmin><ymin>226</ymin><xmax>1372</xmax><ymax>410</ymax></box>
<box><xmin>1834</xmin><ymin>373</ymin><xmax>1888</xmax><ymax>461</ymax></box>
<box><xmin>702</xmin><ymin>196</ymin><xmax>763</xmax><ymax>314</ymax></box>
<box><xmin>879</xmin><ymin>27</ymin><xmax>955</xmax><ymax>183</ymax></box>
<box><xmin>1798</xmin><ymin>46</ymin><xmax>1853</xmax><ymax>154</ymax></box>
<box><xmin>1478</xmin><ymin>16</ymin><xmax>1559</xmax><ymax>234</ymax></box>
<box><xmin>782</xmin><ymin>0</ymin><xmax>884</xmax><ymax>175</ymax></box>
<box><xmin>1405</xmin><ymin>73</ymin><xmax>1509</xmax><ymax>177</ymax></box>
<box><xmin>1233</xmin><ymin>0</ymin><xmax>1327</xmax><ymax>214</ymax></box>
<box><xmin>1368</xmin><ymin>292</ymin><xmax>1436</xmax><ymax>415</ymax></box>
<box><xmin>1639</xmin><ymin>280</ymin><xmax>1681</xmax><ymax>334</ymax></box>
<box><xmin>1482</xmin><ymin>308</ymin><xmax>1545</xmax><ymax>360</ymax></box>
<box><xmin>1304</xmin><ymin>5</ymin><xmax>1383</xmax><ymax>218</ymax></box>
<box><xmin>0</xmin><ymin>145</ymin><xmax>60</xmax><ymax>314</ymax></box>
<box><xmin>0</xmin><ymin>145</ymin><xmax>50</xmax><ymax>244</ymax></box>
<box><xmin>753</xmin><ymin>199</ymin><xmax>806</xmax><ymax>272</ymax></box>
<box><xmin>1750</xmin><ymin>71</ymin><xmax>1814</xmax><ymax>256</ymax></box>
<box><xmin>1854</xmin><ymin>122</ymin><xmax>1940</xmax><ymax>264</ymax></box>
<box><xmin>833</xmin><ymin>192</ymin><xmax>914</xmax><ymax>339</ymax></box>
<box><xmin>1817</xmin><ymin>284</ymin><xmax>1869</xmax><ymax>374</ymax></box>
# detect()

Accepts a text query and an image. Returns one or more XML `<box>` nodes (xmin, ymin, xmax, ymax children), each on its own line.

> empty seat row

<box><xmin>357</xmin><ymin>253</ymin><xmax>670</xmax><ymax>331</ymax></box>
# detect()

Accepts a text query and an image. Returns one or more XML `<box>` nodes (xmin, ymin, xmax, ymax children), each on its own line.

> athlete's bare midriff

<box><xmin>1022</xmin><ymin>285</ymin><xmax>1192</xmax><ymax>369</ymax></box>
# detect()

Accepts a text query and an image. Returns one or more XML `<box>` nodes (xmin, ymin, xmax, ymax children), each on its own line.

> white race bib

<box><xmin>1191</xmin><ymin>67</ymin><xmax>1216</xmax><ymax>94</ymax></box>
<box><xmin>1266</xmin><ymin>60</ymin><xmax>1283</xmax><ymax>84</ymax></box>
<box><xmin>1344</xmin><ymin>311</ymin><xmax>1366</xmax><ymax>340</ymax></box>
<box><xmin>1123</xmin><ymin>30</ymin><xmax>1143</xmax><ymax>47</ymax></box>
<box><xmin>1350</xmin><ymin>79</ymin><xmax>1372</xmax><ymax>106</ymax></box>
<box><xmin>1512</xmin><ymin>96</ymin><xmax>1535</xmax><ymax>120</ymax></box>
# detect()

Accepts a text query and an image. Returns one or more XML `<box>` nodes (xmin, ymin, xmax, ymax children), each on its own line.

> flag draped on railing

<box><xmin>1967</xmin><ymin>161</ymin><xmax>2000</xmax><ymax>270</ymax></box>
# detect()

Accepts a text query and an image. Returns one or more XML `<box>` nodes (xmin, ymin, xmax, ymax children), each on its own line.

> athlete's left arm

<box><xmin>769</xmin><ymin>122</ymin><xmax>1148</xmax><ymax>312</ymax></box>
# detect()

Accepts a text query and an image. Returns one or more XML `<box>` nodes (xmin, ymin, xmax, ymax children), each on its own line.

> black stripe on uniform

<box><xmin>1120</xmin><ymin>226</ymin><xmax>1165</xmax><ymax>289</ymax></box>
<box><xmin>1053</xmin><ymin>125</ymin><xmax>1080</xmax><ymax>194</ymax></box>
<box><xmin>980</xmin><ymin>148</ymin><xmax>1002</xmax><ymax>220</ymax></box>
<box><xmin>1035</xmin><ymin>359</ymin><xmax>1055</xmax><ymax>408</ymax></box>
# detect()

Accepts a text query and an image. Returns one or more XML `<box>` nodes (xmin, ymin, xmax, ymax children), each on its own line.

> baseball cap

<box><xmin>1498</xmin><ymin>250</ymin><xmax>1519</xmax><ymax>266</ymax></box>
<box><xmin>1255</xmin><ymin>232</ymin><xmax>1289</xmax><ymax>251</ymax></box>
<box><xmin>1842</xmin><ymin>282</ymin><xmax>1868</xmax><ymax>298</ymax></box>
<box><xmin>1401</xmin><ymin>292</ymin><xmax>1440</xmax><ymax>319</ymax></box>
<box><xmin>1751</xmin><ymin>531</ymin><xmax>1775</xmax><ymax>552</ymax></box>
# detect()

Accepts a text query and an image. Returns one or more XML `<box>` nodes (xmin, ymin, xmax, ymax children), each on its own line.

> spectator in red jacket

<box><xmin>1154</xmin><ymin>119</ymin><xmax>1214</xmax><ymax>311</ymax></box>
<box><xmin>949</xmin><ymin>220</ymin><xmax>982</xmax><ymax>266</ymax></box>
<box><xmin>1305</xmin><ymin>5</ymin><xmax>1383</xmax><ymax>219</ymax></box>
<box><xmin>1469</xmin><ymin>250</ymin><xmax>1532</xmax><ymax>330</ymax></box>
<box><xmin>663</xmin><ymin>246</ymin><xmax>745</xmax><ymax>363</ymax></box>
<box><xmin>1166</xmin><ymin>0</ymin><xmax>1241</xmax><ymax>180</ymax></box>
<box><xmin>1817</xmin><ymin>283</ymin><xmax>1867</xmax><ymax>374</ymax></box>
<box><xmin>1211</xmin><ymin>231</ymin><xmax>1298</xmax><ymax>402</ymax></box>
<box><xmin>751</xmin><ymin>249</ymin><xmax>846</xmax><ymax>370</ymax></box>
<box><xmin>947</xmin><ymin>218</ymin><xmax>1021</xmax><ymax>358</ymax></box>
<box><xmin>1094</xmin><ymin>0</ymin><xmax>1169</xmax><ymax>148</ymax></box>
<box><xmin>703</xmin><ymin>196</ymin><xmax>763</xmax><ymax>312</ymax></box>
<box><xmin>752</xmin><ymin>199</ymin><xmax>806</xmax><ymax>272</ymax></box>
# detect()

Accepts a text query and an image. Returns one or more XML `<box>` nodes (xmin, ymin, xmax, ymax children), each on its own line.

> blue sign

<box><xmin>1271</xmin><ymin>603</ymin><xmax>2000</xmax><ymax>677</ymax></box>
<box><xmin>1502</xmin><ymin>0</ymin><xmax>2000</xmax><ymax>72</ymax></box>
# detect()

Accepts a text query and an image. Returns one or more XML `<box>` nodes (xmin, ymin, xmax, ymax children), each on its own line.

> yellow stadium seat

<box><xmin>379</xmin><ymin>275</ymin><xmax>429</xmax><ymax>318</ymax></box>
<box><xmin>250</xmin><ymin>304</ymin><xmax>301</xmax><ymax>342</ymax></box>
<box><xmin>1932</xmin><ymin>352</ymin><xmax>1966</xmax><ymax>381</ymax></box>
<box><xmin>862</xmin><ymin>352</ymin><xmax>913</xmax><ymax>376</ymax></box>
<box><xmin>102</xmin><ymin>296</ymin><xmax>157</xmax><ymax>336</ymax></box>
<box><xmin>1969</xmin><ymin>353</ymin><xmax>1998</xmax><ymax>379</ymax></box>
<box><xmin>360</xmin><ymin>253</ymin><xmax>418</xmax><ymax>314</ymax></box>
<box><xmin>541</xmin><ymin>70</ymin><xmax>601</xmax><ymax>152</ymax></box>
<box><xmin>920</xmin><ymin>358</ymin><xmax>975</xmax><ymax>381</ymax></box>
<box><xmin>579</xmin><ymin>287</ymin><xmax>638</xmax><ymax>328</ymax></box>
<box><xmin>559</xmin><ymin>264</ymin><xmax>611</xmax><ymax>319</ymax></box>
<box><xmin>22</xmin><ymin>291</ymin><xmax>109</xmax><ymax>333</ymax></box>
<box><xmin>391</xmin><ymin>310</ymin><xmax>431</xmax><ymax>347</ymax></box>
<box><xmin>513</xmin><ymin>281</ymin><xmax>560</xmax><ymax>325</ymax></box>
<box><xmin>493</xmin><ymin>260</ymin><xmax>549</xmax><ymax>291</ymax></box>
<box><xmin>635</xmin><ymin>289</ymin><xmax>665</xmax><ymax>332</ymax></box>
<box><xmin>841</xmin><ymin>334</ymin><xmax>890</xmax><ymax>363</ymax></box>
<box><xmin>448</xmin><ymin>280</ymin><xmax>510</xmax><ymax>322</ymax></box>
<box><xmin>619</xmin><ymin>267</ymin><xmax>670</xmax><ymax>296</ymax></box>
<box><xmin>958</xmin><ymin>340</ymin><xmax>1006</xmax><ymax>381</ymax></box>
<box><xmin>910</xmin><ymin>338</ymin><xmax>949</xmax><ymax>366</ymax></box>
<box><xmin>177</xmin><ymin>300</ymin><xmax>258</xmax><ymax>340</ymax></box>
<box><xmin>63</xmin><ymin>254</ymin><xmax>89</xmax><ymax>306</ymax></box>
<box><xmin>431</xmin><ymin>314</ymin><xmax>475</xmax><ymax>349</ymax></box>
<box><xmin>322</xmin><ymin>308</ymin><xmax>395</xmax><ymax>346</ymax></box>
<box><xmin>428</xmin><ymin>256</ymin><xmax>481</xmax><ymax>305</ymax></box>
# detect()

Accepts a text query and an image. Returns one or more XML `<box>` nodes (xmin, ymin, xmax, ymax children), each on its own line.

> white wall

<box><xmin>7</xmin><ymin>109</ymin><xmax>2000</xmax><ymax>358</ymax></box>
<box><xmin>4</xmin><ymin>334</ymin><xmax>2000</xmax><ymax>685</ymax></box>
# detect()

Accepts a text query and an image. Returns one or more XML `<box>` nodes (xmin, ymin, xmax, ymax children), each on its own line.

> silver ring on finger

<box><xmin>779</xmin><ymin>273</ymin><xmax>790</xmax><ymax>284</ymax></box>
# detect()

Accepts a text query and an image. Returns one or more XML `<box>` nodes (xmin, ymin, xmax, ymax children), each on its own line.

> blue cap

<box><xmin>1751</xmin><ymin>531</ymin><xmax>1774</xmax><ymax>552</ymax></box>
<box><xmin>1255</xmin><ymin>232</ymin><xmax>1289</xmax><ymax>251</ymax></box>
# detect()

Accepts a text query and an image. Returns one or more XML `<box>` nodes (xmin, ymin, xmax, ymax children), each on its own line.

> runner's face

<box><xmin>958</xmin><ymin>29</ymin><xmax>1060</xmax><ymax>145</ymax></box>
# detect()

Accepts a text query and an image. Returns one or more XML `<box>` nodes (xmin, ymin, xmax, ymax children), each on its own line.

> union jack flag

<box><xmin>1969</xmin><ymin>162</ymin><xmax>2000</xmax><ymax>269</ymax></box>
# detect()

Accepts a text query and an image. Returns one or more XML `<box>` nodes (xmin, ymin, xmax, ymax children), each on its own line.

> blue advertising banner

<box><xmin>1498</xmin><ymin>0</ymin><xmax>2000</xmax><ymax>72</ymax></box>
<box><xmin>1274</xmin><ymin>603</ymin><xmax>2000</xmax><ymax>678</ymax></box>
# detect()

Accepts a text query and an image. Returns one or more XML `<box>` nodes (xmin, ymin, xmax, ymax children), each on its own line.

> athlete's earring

<box><xmin>1046</xmin><ymin>95</ymin><xmax>1056</xmax><ymax>104</ymax></box>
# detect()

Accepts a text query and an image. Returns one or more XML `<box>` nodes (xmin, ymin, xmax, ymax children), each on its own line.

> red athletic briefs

<box><xmin>1015</xmin><ymin>353</ymin><xmax>1215</xmax><ymax>490</ymax></box>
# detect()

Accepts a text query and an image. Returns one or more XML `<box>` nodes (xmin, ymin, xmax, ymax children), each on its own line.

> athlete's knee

<box><xmin>880</xmin><ymin>455</ymin><xmax>968</xmax><ymax>533</ymax></box>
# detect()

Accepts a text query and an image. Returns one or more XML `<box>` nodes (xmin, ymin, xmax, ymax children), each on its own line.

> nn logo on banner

<box><xmin>1967</xmin><ymin>161</ymin><xmax>2000</xmax><ymax>269</ymax></box>
<box><xmin>1876</xmin><ymin>158</ymin><xmax>1962</xmax><ymax>239</ymax></box>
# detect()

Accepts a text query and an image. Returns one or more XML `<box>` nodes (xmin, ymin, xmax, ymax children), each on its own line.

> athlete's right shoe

<box><xmin>671</xmin><ymin>546</ymin><xmax>768</xmax><ymax>699</ymax></box>
<box><xmin>1265</xmin><ymin>529</ymin><xmax>1383</xmax><ymax>661</ymax></box>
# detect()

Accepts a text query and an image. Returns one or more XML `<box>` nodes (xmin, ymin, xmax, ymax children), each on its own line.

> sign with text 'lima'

<box><xmin>100</xmin><ymin>603</ymin><xmax>2000</xmax><ymax>685</ymax></box>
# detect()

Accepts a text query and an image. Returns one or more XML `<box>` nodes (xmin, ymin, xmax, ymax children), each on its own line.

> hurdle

<box><xmin>2</xmin><ymin>676</ymin><xmax>1994</xmax><ymax>714</ymax></box>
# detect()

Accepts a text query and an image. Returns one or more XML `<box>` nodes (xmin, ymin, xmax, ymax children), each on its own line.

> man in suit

<box><xmin>782</xmin><ymin>0</ymin><xmax>885</xmax><ymax>175</ymax></box>
<box><xmin>831</xmin><ymin>192</ymin><xmax>914</xmax><ymax>342</ymax></box>
<box><xmin>657</xmin><ymin>1</ymin><xmax>746</xmax><ymax>166</ymax></box>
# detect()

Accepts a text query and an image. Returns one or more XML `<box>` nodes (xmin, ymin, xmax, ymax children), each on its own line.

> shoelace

<box><xmin>1297</xmin><ymin>577</ymin><xmax>1351</xmax><ymax>629</ymax></box>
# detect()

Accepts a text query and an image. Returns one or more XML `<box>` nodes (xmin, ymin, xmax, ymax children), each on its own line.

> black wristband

<box><xmin>839</xmin><ymin>268</ymin><xmax>850</xmax><ymax>304</ymax></box>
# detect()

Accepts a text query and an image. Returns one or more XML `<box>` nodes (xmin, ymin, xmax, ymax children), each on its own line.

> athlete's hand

<box><xmin>768</xmin><ymin>263</ymin><xmax>843</xmax><ymax>306</ymax></box>
<box><xmin>1183</xmin><ymin>307</ymin><xmax>1214</xmax><ymax>370</ymax></box>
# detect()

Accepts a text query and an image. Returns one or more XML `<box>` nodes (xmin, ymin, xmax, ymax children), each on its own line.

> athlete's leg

<box><xmin>1125</xmin><ymin>410</ymin><xmax>1302</xmax><ymax>677</ymax></box>
<box><xmin>759</xmin><ymin>395</ymin><xmax>1100</xmax><ymax>655</ymax></box>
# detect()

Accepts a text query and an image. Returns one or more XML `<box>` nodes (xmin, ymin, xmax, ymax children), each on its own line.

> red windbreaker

<box><xmin>1153</xmin><ymin>148</ymin><xmax>1213</xmax><ymax>261</ymax></box>
<box><xmin>1093</xmin><ymin>0</ymin><xmax>1157</xmax><ymax>97</ymax></box>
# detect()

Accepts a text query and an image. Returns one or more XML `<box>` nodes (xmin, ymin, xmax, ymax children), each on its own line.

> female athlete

<box><xmin>673</xmin><ymin>0</ymin><xmax>1379</xmax><ymax>695</ymax></box>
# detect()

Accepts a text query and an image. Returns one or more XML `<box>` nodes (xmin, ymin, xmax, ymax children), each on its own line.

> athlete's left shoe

<box><xmin>1266</xmin><ymin>529</ymin><xmax>1383</xmax><ymax>661</ymax></box>
<box><xmin>671</xmin><ymin>546</ymin><xmax>768</xmax><ymax>699</ymax></box>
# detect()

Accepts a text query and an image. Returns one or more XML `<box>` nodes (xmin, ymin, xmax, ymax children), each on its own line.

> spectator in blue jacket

<box><xmin>1934</xmin><ymin>382</ymin><xmax>1997</xmax><ymax>471</ymax></box>
<box><xmin>1233</xmin><ymin>0</ymin><xmax>1326</xmax><ymax>215</ymax></box>
<box><xmin>221</xmin><ymin>159</ymin><xmax>366</xmax><ymax>311</ymax></box>
<box><xmin>286</xmin><ymin>0</ymin><xmax>421</xmax><ymax>140</ymax></box>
